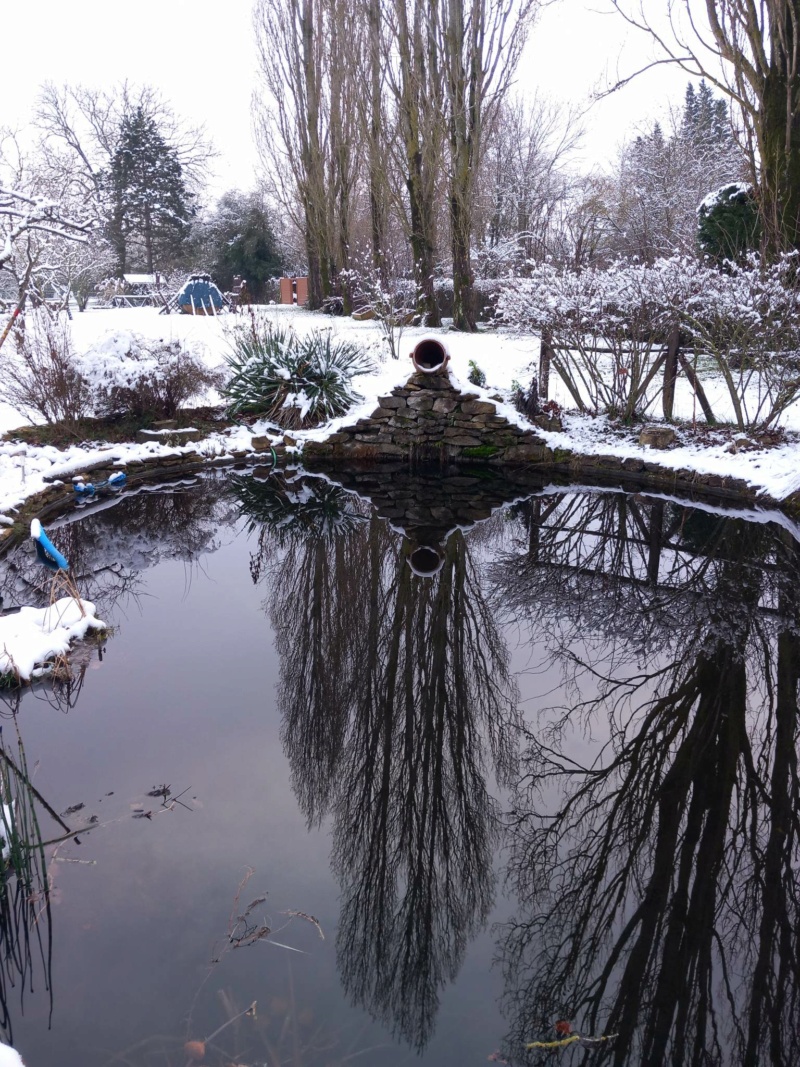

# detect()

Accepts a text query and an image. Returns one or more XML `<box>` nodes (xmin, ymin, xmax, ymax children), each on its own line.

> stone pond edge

<box><xmin>2</xmin><ymin>431</ymin><xmax>799</xmax><ymax>562</ymax></box>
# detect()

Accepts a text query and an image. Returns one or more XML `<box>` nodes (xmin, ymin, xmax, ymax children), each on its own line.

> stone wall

<box><xmin>303</xmin><ymin>370</ymin><xmax>551</xmax><ymax>464</ymax></box>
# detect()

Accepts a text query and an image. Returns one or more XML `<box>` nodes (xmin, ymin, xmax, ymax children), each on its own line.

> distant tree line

<box><xmin>16</xmin><ymin>81</ymin><xmax>283</xmax><ymax>304</ymax></box>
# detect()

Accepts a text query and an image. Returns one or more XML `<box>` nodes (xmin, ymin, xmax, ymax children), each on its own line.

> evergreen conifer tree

<box><xmin>105</xmin><ymin>106</ymin><xmax>194</xmax><ymax>274</ymax></box>
<box><xmin>200</xmin><ymin>191</ymin><xmax>282</xmax><ymax>300</ymax></box>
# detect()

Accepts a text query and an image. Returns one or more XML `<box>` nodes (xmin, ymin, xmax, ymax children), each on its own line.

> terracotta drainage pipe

<box><xmin>408</xmin><ymin>543</ymin><xmax>445</xmax><ymax>577</ymax></box>
<box><xmin>411</xmin><ymin>337</ymin><xmax>450</xmax><ymax>374</ymax></box>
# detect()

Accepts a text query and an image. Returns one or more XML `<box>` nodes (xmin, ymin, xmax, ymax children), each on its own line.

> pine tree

<box><xmin>105</xmin><ymin>106</ymin><xmax>194</xmax><ymax>274</ymax></box>
<box><xmin>681</xmin><ymin>80</ymin><xmax>732</xmax><ymax>151</ymax></box>
<box><xmin>606</xmin><ymin>83</ymin><xmax>745</xmax><ymax>261</ymax></box>
<box><xmin>199</xmin><ymin>190</ymin><xmax>283</xmax><ymax>300</ymax></box>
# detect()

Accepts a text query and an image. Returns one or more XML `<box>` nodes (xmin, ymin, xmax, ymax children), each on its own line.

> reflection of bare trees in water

<box><xmin>493</xmin><ymin>493</ymin><xmax>800</xmax><ymax>1066</ymax></box>
<box><xmin>493</xmin><ymin>493</ymin><xmax>782</xmax><ymax>657</ymax></box>
<box><xmin>0</xmin><ymin>478</ymin><xmax>237</xmax><ymax>624</ymax></box>
<box><xmin>240</xmin><ymin>471</ymin><xmax>520</xmax><ymax>1050</ymax></box>
<box><xmin>332</xmin><ymin>531</ymin><xmax>517</xmax><ymax>1050</ymax></box>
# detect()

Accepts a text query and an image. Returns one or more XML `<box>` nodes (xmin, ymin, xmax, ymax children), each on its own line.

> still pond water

<box><xmin>0</xmin><ymin>464</ymin><xmax>798</xmax><ymax>1067</ymax></box>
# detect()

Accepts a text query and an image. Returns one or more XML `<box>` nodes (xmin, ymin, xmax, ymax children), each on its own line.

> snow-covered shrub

<box><xmin>2</xmin><ymin>310</ymin><xmax>90</xmax><ymax>425</ymax></box>
<box><xmin>498</xmin><ymin>257</ymin><xmax>701</xmax><ymax>420</ymax></box>
<box><xmin>341</xmin><ymin>266</ymin><xmax>416</xmax><ymax>359</ymax></box>
<box><xmin>499</xmin><ymin>254</ymin><xmax>800</xmax><ymax>430</ymax></box>
<box><xmin>697</xmin><ymin>182</ymin><xmax>760</xmax><ymax>263</ymax></box>
<box><xmin>682</xmin><ymin>255</ymin><xmax>800</xmax><ymax>429</ymax></box>
<box><xmin>223</xmin><ymin>319</ymin><xmax>373</xmax><ymax>428</ymax></box>
<box><xmin>76</xmin><ymin>331</ymin><xmax>224</xmax><ymax>419</ymax></box>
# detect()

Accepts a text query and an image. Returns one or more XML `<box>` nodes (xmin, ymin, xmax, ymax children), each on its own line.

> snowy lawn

<box><xmin>1</xmin><ymin>304</ymin><xmax>800</xmax><ymax>517</ymax></box>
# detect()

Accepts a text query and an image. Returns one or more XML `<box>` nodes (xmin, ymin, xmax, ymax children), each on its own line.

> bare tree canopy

<box><xmin>606</xmin><ymin>1</ymin><xmax>800</xmax><ymax>254</ymax></box>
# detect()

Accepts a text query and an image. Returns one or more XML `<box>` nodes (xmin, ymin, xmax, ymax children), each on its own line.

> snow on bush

<box><xmin>1</xmin><ymin>319</ymin><xmax>223</xmax><ymax>425</ymax></box>
<box><xmin>1</xmin><ymin>310</ymin><xmax>90</xmax><ymax>426</ymax></box>
<box><xmin>223</xmin><ymin>317</ymin><xmax>374</xmax><ymax>428</ymax></box>
<box><xmin>75</xmin><ymin>331</ymin><xmax>224</xmax><ymax>419</ymax></box>
<box><xmin>498</xmin><ymin>256</ymin><xmax>701</xmax><ymax>420</ymax></box>
<box><xmin>498</xmin><ymin>254</ymin><xmax>800</xmax><ymax>430</ymax></box>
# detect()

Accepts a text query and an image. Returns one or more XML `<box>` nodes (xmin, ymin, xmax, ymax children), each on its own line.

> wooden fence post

<box><xmin>678</xmin><ymin>352</ymin><xmax>716</xmax><ymax>425</ymax></box>
<box><xmin>539</xmin><ymin>328</ymin><xmax>553</xmax><ymax>400</ymax></box>
<box><xmin>662</xmin><ymin>325</ymin><xmax>680</xmax><ymax>419</ymax></box>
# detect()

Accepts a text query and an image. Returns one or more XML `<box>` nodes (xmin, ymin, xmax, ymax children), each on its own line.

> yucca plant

<box><xmin>231</xmin><ymin>471</ymin><xmax>366</xmax><ymax>546</ymax></box>
<box><xmin>223</xmin><ymin>319</ymin><xmax>374</xmax><ymax>428</ymax></box>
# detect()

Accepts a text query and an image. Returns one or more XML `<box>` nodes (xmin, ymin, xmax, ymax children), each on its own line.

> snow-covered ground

<box><xmin>0</xmin><ymin>595</ymin><xmax>105</xmax><ymax>681</ymax></box>
<box><xmin>1</xmin><ymin>305</ymin><xmax>800</xmax><ymax>519</ymax></box>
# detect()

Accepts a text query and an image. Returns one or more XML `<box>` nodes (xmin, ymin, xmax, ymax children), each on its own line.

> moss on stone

<box><xmin>462</xmin><ymin>445</ymin><xmax>499</xmax><ymax>459</ymax></box>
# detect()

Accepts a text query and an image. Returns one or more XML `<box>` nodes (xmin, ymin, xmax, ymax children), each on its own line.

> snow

<box><xmin>533</xmin><ymin>412</ymin><xmax>800</xmax><ymax>501</ymax></box>
<box><xmin>2</xmin><ymin>304</ymin><xmax>800</xmax><ymax>519</ymax></box>
<box><xmin>697</xmin><ymin>181</ymin><xmax>752</xmax><ymax>214</ymax></box>
<box><xmin>122</xmin><ymin>273</ymin><xmax>158</xmax><ymax>285</ymax></box>
<box><xmin>0</xmin><ymin>596</ymin><xmax>105</xmax><ymax>682</ymax></box>
<box><xmin>0</xmin><ymin>1045</ymin><xmax>24</xmax><ymax>1067</ymax></box>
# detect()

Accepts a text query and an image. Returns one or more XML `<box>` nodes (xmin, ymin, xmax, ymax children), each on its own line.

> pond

<box><xmin>0</xmin><ymin>464</ymin><xmax>798</xmax><ymax>1066</ymax></box>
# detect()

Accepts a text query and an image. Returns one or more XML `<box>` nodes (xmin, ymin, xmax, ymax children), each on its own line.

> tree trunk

<box><xmin>539</xmin><ymin>329</ymin><xmax>553</xmax><ymax>399</ymax></box>
<box><xmin>143</xmin><ymin>206</ymin><xmax>154</xmax><ymax>273</ymax></box>
<box><xmin>301</xmin><ymin>0</ymin><xmax>330</xmax><ymax>309</ymax></box>
<box><xmin>760</xmin><ymin>72</ymin><xmax>800</xmax><ymax>252</ymax></box>
<box><xmin>366</xmin><ymin>0</ymin><xmax>388</xmax><ymax>284</ymax></box>
<box><xmin>451</xmin><ymin>189</ymin><xmax>476</xmax><ymax>331</ymax></box>
<box><xmin>758</xmin><ymin>5</ymin><xmax>800</xmax><ymax>254</ymax></box>
<box><xmin>395</xmin><ymin>0</ymin><xmax>442</xmax><ymax>328</ymax></box>
<box><xmin>305</xmin><ymin>224</ymin><xmax>324</xmax><ymax>309</ymax></box>
<box><xmin>407</xmin><ymin>170</ymin><xmax>440</xmax><ymax>326</ymax></box>
<box><xmin>443</xmin><ymin>0</ymin><xmax>477</xmax><ymax>332</ymax></box>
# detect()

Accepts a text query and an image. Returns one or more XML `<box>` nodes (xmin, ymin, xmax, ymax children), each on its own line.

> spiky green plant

<box><xmin>223</xmin><ymin>320</ymin><xmax>374</xmax><ymax>428</ymax></box>
<box><xmin>467</xmin><ymin>360</ymin><xmax>486</xmax><ymax>388</ymax></box>
<box><xmin>231</xmin><ymin>471</ymin><xmax>366</xmax><ymax>546</ymax></box>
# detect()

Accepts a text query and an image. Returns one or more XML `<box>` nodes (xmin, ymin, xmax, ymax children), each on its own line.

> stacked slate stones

<box><xmin>304</xmin><ymin>370</ymin><xmax>551</xmax><ymax>465</ymax></box>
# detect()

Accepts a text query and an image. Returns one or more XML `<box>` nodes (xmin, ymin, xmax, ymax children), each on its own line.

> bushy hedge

<box><xmin>76</xmin><ymin>332</ymin><xmax>224</xmax><ymax>419</ymax></box>
<box><xmin>0</xmin><ymin>317</ymin><xmax>222</xmax><ymax>426</ymax></box>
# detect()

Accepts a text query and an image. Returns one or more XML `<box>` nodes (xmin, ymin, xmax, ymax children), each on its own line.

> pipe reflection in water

<box><xmin>491</xmin><ymin>492</ymin><xmax>800</xmax><ymax>1066</ymax></box>
<box><xmin>235</xmin><ymin>470</ymin><xmax>521</xmax><ymax>1050</ymax></box>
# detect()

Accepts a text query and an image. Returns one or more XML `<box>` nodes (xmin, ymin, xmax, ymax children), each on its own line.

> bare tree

<box><xmin>438</xmin><ymin>0</ymin><xmax>539</xmax><ymax>330</ymax></box>
<box><xmin>473</xmin><ymin>95</ymin><xmax>582</xmax><ymax>273</ymax></box>
<box><xmin>607</xmin><ymin>1</ymin><xmax>800</xmax><ymax>254</ymax></box>
<box><xmin>380</xmin><ymin>0</ymin><xmax>446</xmax><ymax>326</ymax></box>
<box><xmin>0</xmin><ymin>137</ymin><xmax>94</xmax><ymax>348</ymax></box>
<box><xmin>254</xmin><ymin>0</ymin><xmax>363</xmax><ymax>310</ymax></box>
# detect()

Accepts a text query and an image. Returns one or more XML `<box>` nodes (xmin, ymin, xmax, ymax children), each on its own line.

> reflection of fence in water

<box><xmin>504</xmin><ymin>490</ymin><xmax>789</xmax><ymax>599</ymax></box>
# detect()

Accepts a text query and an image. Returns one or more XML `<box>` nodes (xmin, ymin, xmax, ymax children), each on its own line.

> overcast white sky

<box><xmin>0</xmin><ymin>0</ymin><xmax>694</xmax><ymax>196</ymax></box>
